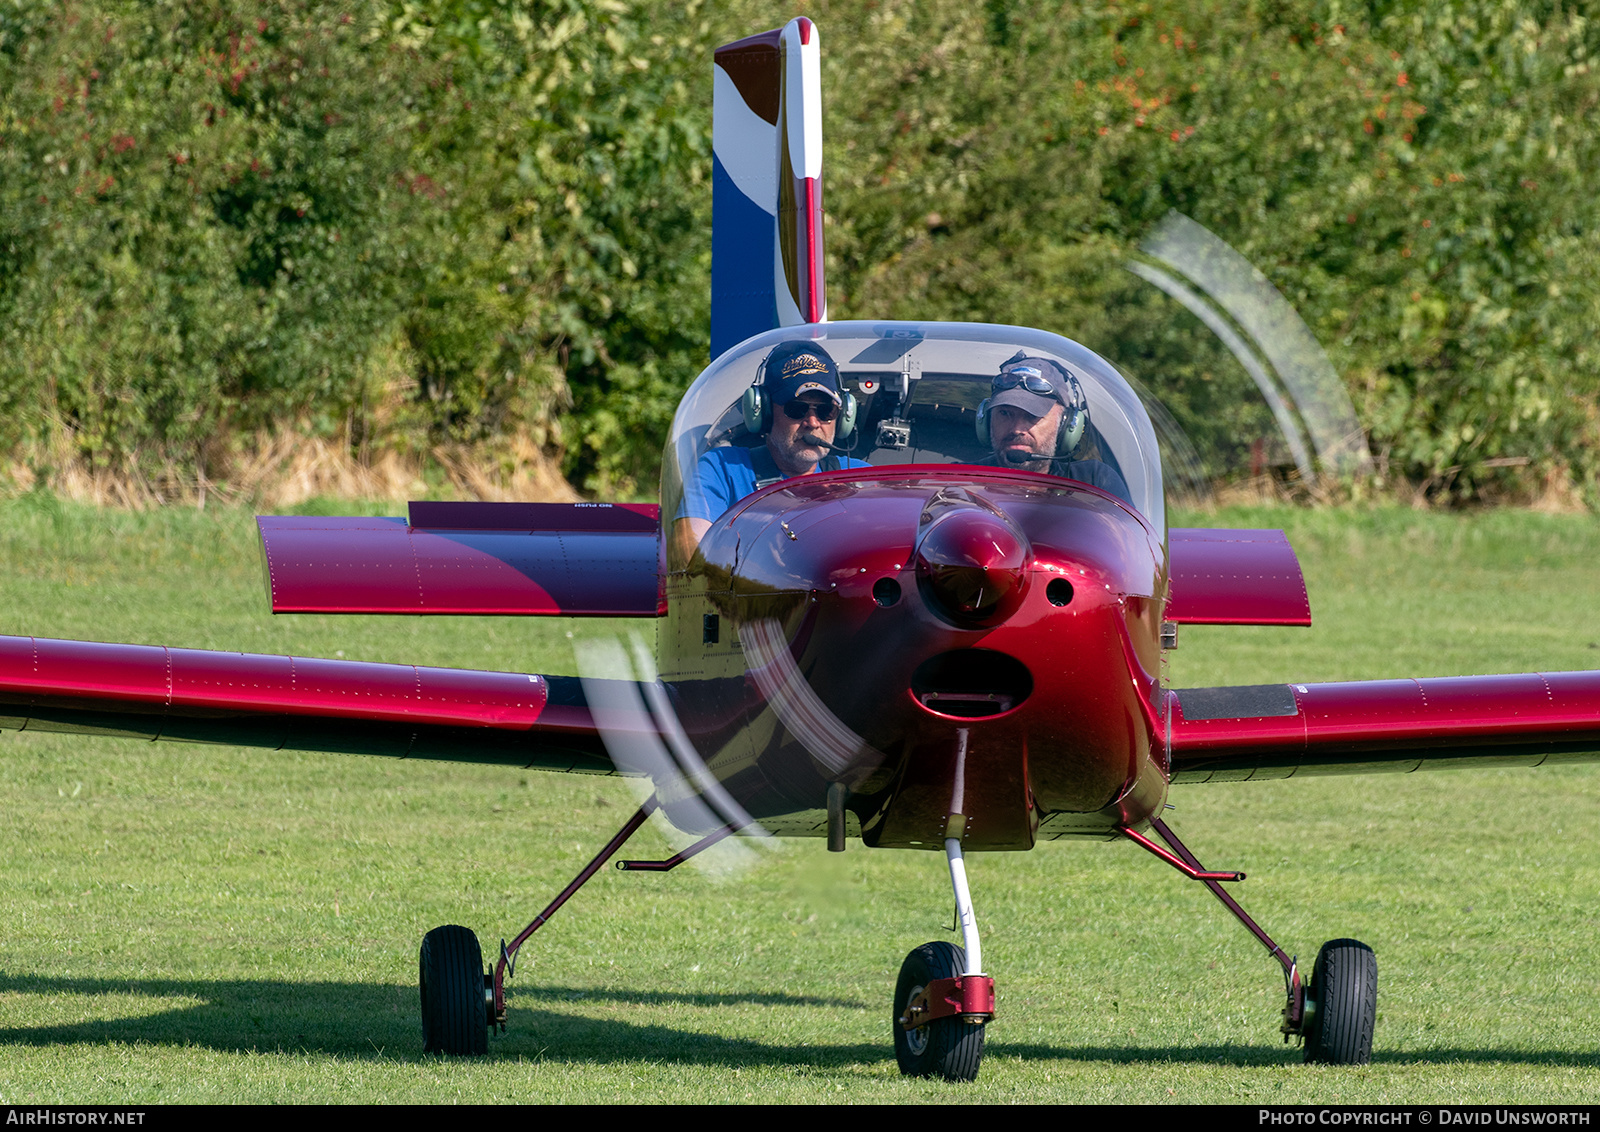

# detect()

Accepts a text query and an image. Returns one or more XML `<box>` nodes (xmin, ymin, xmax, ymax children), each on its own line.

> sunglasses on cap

<box><xmin>992</xmin><ymin>365</ymin><xmax>1059</xmax><ymax>398</ymax></box>
<box><xmin>781</xmin><ymin>399</ymin><xmax>838</xmax><ymax>423</ymax></box>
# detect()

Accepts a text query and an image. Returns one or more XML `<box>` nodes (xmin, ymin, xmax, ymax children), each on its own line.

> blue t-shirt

<box><xmin>680</xmin><ymin>444</ymin><xmax>871</xmax><ymax>522</ymax></box>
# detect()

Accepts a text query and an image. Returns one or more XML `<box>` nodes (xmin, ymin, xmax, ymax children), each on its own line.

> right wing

<box><xmin>1169</xmin><ymin>671</ymin><xmax>1600</xmax><ymax>781</ymax></box>
<box><xmin>0</xmin><ymin>501</ymin><xmax>686</xmax><ymax>774</ymax></box>
<box><xmin>0</xmin><ymin>635</ymin><xmax>621</xmax><ymax>773</ymax></box>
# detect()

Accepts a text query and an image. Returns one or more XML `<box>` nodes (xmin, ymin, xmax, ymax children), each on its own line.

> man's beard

<box><xmin>1001</xmin><ymin>446</ymin><xmax>1047</xmax><ymax>467</ymax></box>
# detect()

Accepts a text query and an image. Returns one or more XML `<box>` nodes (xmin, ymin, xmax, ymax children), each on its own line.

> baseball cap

<box><xmin>762</xmin><ymin>341</ymin><xmax>843</xmax><ymax>406</ymax></box>
<box><xmin>989</xmin><ymin>355</ymin><xmax>1074</xmax><ymax>417</ymax></box>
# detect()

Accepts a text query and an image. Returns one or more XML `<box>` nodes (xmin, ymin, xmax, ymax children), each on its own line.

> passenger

<box><xmin>671</xmin><ymin>342</ymin><xmax>870</xmax><ymax>567</ymax></box>
<box><xmin>979</xmin><ymin>355</ymin><xmax>1134</xmax><ymax>507</ymax></box>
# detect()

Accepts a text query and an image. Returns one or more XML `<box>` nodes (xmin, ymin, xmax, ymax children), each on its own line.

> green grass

<box><xmin>0</xmin><ymin>497</ymin><xmax>1597</xmax><ymax>1102</ymax></box>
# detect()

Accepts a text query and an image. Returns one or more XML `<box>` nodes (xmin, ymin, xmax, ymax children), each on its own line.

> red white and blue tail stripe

<box><xmin>711</xmin><ymin>17</ymin><xmax>826</xmax><ymax>359</ymax></box>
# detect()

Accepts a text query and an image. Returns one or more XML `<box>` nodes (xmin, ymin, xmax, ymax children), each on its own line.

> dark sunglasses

<box><xmin>781</xmin><ymin>399</ymin><xmax>838</xmax><ymax>422</ymax></box>
<box><xmin>992</xmin><ymin>366</ymin><xmax>1058</xmax><ymax>397</ymax></box>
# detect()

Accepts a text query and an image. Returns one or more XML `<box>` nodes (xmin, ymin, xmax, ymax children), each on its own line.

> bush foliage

<box><xmin>1</xmin><ymin>0</ymin><xmax>1598</xmax><ymax>502</ymax></box>
<box><xmin>0</xmin><ymin>0</ymin><xmax>711</xmax><ymax>496</ymax></box>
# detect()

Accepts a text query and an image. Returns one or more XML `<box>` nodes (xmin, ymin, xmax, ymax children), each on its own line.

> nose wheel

<box><xmin>894</xmin><ymin>941</ymin><xmax>987</xmax><ymax>1080</ymax></box>
<box><xmin>894</xmin><ymin>836</ymin><xmax>996</xmax><ymax>1081</ymax></box>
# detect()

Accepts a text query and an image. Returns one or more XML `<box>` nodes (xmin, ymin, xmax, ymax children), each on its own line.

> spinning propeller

<box><xmin>576</xmin><ymin>631</ymin><xmax>772</xmax><ymax>878</ymax></box>
<box><xmin>1114</xmin><ymin>211</ymin><xmax>1372</xmax><ymax>500</ymax></box>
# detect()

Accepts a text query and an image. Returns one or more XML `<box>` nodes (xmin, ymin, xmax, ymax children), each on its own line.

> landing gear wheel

<box><xmin>893</xmin><ymin>941</ymin><xmax>985</xmax><ymax>1081</ymax></box>
<box><xmin>420</xmin><ymin>924</ymin><xmax>490</xmax><ymax>1055</ymax></box>
<box><xmin>1303</xmin><ymin>938</ymin><xmax>1376</xmax><ymax>1065</ymax></box>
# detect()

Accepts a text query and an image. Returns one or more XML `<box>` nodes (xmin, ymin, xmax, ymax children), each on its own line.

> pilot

<box><xmin>977</xmin><ymin>354</ymin><xmax>1134</xmax><ymax>507</ymax></box>
<box><xmin>671</xmin><ymin>341</ymin><xmax>870</xmax><ymax>567</ymax></box>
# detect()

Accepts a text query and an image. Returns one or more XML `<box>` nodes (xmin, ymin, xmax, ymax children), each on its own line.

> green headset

<box><xmin>741</xmin><ymin>347</ymin><xmax>858</xmax><ymax>441</ymax></box>
<box><xmin>974</xmin><ymin>357</ymin><xmax>1088</xmax><ymax>459</ymax></box>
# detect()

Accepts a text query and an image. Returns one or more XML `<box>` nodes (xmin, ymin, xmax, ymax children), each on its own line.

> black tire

<box><xmin>892</xmin><ymin>941</ymin><xmax>985</xmax><ymax>1081</ymax></box>
<box><xmin>1303</xmin><ymin>938</ymin><xmax>1376</xmax><ymax>1065</ymax></box>
<box><xmin>420</xmin><ymin>925</ymin><xmax>489</xmax><ymax>1055</ymax></box>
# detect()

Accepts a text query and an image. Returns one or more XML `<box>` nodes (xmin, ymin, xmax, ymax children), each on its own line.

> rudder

<box><xmin>711</xmin><ymin>18</ymin><xmax>826</xmax><ymax>359</ymax></box>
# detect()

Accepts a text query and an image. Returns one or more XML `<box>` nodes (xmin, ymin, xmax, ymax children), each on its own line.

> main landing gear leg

<box><xmin>893</xmin><ymin>837</ymin><xmax>996</xmax><ymax>1082</ymax></box>
<box><xmin>1118</xmin><ymin>817</ymin><xmax>1376</xmax><ymax>1065</ymax></box>
<box><xmin>418</xmin><ymin>795</ymin><xmax>743</xmax><ymax>1056</ymax></box>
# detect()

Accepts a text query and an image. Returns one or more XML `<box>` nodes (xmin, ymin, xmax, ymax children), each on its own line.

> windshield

<box><xmin>663</xmin><ymin>321</ymin><xmax>1164</xmax><ymax>535</ymax></box>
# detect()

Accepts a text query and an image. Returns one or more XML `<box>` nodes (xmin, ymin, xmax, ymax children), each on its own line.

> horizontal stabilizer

<box><xmin>1165</xmin><ymin>528</ymin><xmax>1311</xmax><ymax>626</ymax></box>
<box><xmin>0</xmin><ymin>635</ymin><xmax>618</xmax><ymax>772</ymax></box>
<box><xmin>1170</xmin><ymin>670</ymin><xmax>1600</xmax><ymax>780</ymax></box>
<box><xmin>258</xmin><ymin>503</ymin><xmax>664</xmax><ymax>617</ymax></box>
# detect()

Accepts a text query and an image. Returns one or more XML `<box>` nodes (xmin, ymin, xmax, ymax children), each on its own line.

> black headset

<box><xmin>741</xmin><ymin>349</ymin><xmax>857</xmax><ymax>441</ymax></box>
<box><xmin>974</xmin><ymin>358</ymin><xmax>1087</xmax><ymax>459</ymax></box>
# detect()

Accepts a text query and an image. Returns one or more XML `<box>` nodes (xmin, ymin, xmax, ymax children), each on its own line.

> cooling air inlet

<box><xmin>911</xmin><ymin>649</ymin><xmax>1034</xmax><ymax>718</ymax></box>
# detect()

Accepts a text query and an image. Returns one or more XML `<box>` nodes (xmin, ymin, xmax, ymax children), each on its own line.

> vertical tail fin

<box><xmin>711</xmin><ymin>17</ymin><xmax>826</xmax><ymax>360</ymax></box>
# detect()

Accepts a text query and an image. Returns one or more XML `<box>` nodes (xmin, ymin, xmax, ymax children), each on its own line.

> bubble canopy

<box><xmin>663</xmin><ymin>321</ymin><xmax>1165</xmax><ymax>536</ymax></box>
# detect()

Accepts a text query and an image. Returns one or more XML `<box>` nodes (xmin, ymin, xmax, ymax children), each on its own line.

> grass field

<box><xmin>0</xmin><ymin>496</ymin><xmax>1597</xmax><ymax>1103</ymax></box>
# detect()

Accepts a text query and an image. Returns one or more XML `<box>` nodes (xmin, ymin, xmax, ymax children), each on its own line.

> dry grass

<box><xmin>3</xmin><ymin>328</ymin><xmax>583</xmax><ymax>509</ymax></box>
<box><xmin>2</xmin><ymin>426</ymin><xmax>580</xmax><ymax>511</ymax></box>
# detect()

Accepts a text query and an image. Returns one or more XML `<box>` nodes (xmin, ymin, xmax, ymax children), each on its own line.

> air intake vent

<box><xmin>911</xmin><ymin>649</ymin><xmax>1033</xmax><ymax>719</ymax></box>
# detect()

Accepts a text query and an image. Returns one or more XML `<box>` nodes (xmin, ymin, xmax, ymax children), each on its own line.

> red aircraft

<box><xmin>6</xmin><ymin>19</ymin><xmax>1599</xmax><ymax>1082</ymax></box>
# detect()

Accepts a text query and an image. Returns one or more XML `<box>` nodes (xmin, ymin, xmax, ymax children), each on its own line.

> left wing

<box><xmin>1169</xmin><ymin>672</ymin><xmax>1600</xmax><ymax>781</ymax></box>
<box><xmin>0</xmin><ymin>635</ymin><xmax>618</xmax><ymax>772</ymax></box>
